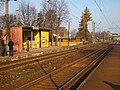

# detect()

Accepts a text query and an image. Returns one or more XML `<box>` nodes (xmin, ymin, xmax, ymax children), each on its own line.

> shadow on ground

<box><xmin>103</xmin><ymin>81</ymin><xmax>120</xmax><ymax>90</ymax></box>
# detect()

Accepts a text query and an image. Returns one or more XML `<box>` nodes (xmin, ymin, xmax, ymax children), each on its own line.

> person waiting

<box><xmin>8</xmin><ymin>40</ymin><xmax>14</xmax><ymax>56</ymax></box>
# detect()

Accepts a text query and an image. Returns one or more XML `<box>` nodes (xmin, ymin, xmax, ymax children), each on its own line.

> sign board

<box><xmin>32</xmin><ymin>26</ymin><xmax>39</xmax><ymax>30</ymax></box>
<box><xmin>109</xmin><ymin>33</ymin><xmax>119</xmax><ymax>36</ymax></box>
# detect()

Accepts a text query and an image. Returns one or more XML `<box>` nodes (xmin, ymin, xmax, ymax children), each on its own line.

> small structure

<box><xmin>2</xmin><ymin>26</ymin><xmax>51</xmax><ymax>52</ymax></box>
<box><xmin>58</xmin><ymin>37</ymin><xmax>81</xmax><ymax>46</ymax></box>
<box><xmin>109</xmin><ymin>33</ymin><xmax>120</xmax><ymax>41</ymax></box>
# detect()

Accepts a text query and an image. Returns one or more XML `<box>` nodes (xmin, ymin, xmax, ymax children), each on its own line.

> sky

<box><xmin>5</xmin><ymin>0</ymin><xmax>120</xmax><ymax>33</ymax></box>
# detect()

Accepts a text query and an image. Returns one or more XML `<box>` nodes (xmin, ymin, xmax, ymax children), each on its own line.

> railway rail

<box><xmin>15</xmin><ymin>44</ymin><xmax>114</xmax><ymax>90</ymax></box>
<box><xmin>0</xmin><ymin>48</ymin><xmax>80</xmax><ymax>71</ymax></box>
<box><xmin>0</xmin><ymin>44</ymin><xmax>101</xmax><ymax>72</ymax></box>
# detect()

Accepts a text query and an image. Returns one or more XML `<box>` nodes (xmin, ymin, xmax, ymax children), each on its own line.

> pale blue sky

<box><xmin>7</xmin><ymin>0</ymin><xmax>120</xmax><ymax>33</ymax></box>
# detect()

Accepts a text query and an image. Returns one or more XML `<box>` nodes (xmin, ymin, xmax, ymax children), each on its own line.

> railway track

<box><xmin>15</xmin><ymin>44</ymin><xmax>114</xmax><ymax>90</ymax></box>
<box><xmin>0</xmin><ymin>44</ymin><xmax>102</xmax><ymax>72</ymax></box>
<box><xmin>0</xmin><ymin>48</ymin><xmax>80</xmax><ymax>72</ymax></box>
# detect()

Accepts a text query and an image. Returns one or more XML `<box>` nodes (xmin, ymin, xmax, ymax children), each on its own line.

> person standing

<box><xmin>8</xmin><ymin>40</ymin><xmax>14</xmax><ymax>56</ymax></box>
<box><xmin>26</xmin><ymin>39</ymin><xmax>30</xmax><ymax>52</ymax></box>
<box><xmin>1</xmin><ymin>40</ymin><xmax>6</xmax><ymax>56</ymax></box>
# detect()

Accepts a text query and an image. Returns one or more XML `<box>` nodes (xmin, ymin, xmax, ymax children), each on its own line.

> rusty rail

<box><xmin>58</xmin><ymin>45</ymin><xmax>114</xmax><ymax>90</ymax></box>
<box><xmin>15</xmin><ymin>45</ymin><xmax>112</xmax><ymax>90</ymax></box>
<box><xmin>0</xmin><ymin>48</ymin><xmax>79</xmax><ymax>71</ymax></box>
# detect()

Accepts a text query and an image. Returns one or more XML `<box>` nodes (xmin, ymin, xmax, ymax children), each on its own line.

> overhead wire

<box><xmin>100</xmin><ymin>0</ymin><xmax>120</xmax><ymax>33</ymax></box>
<box><xmin>47</xmin><ymin>0</ymin><xmax>81</xmax><ymax>31</ymax></box>
<box><xmin>47</xmin><ymin>0</ymin><xmax>80</xmax><ymax>20</ymax></box>
<box><xmin>94</xmin><ymin>0</ymin><xmax>111</xmax><ymax>27</ymax></box>
<box><xmin>65</xmin><ymin>0</ymin><xmax>81</xmax><ymax>29</ymax></box>
<box><xmin>101</xmin><ymin>0</ymin><xmax>112</xmax><ymax>25</ymax></box>
<box><xmin>111</xmin><ymin>22</ymin><xmax>120</xmax><ymax>29</ymax></box>
<box><xmin>68</xmin><ymin>0</ymin><xmax>82</xmax><ymax>13</ymax></box>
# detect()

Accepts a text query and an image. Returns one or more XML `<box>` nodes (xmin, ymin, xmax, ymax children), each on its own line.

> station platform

<box><xmin>78</xmin><ymin>45</ymin><xmax>120</xmax><ymax>90</ymax></box>
<box><xmin>0</xmin><ymin>46</ymin><xmax>63</xmax><ymax>62</ymax></box>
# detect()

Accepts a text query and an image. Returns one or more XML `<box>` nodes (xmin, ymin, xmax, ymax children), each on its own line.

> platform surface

<box><xmin>79</xmin><ymin>45</ymin><xmax>120</xmax><ymax>90</ymax></box>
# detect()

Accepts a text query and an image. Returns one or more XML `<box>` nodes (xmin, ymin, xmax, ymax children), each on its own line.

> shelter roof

<box><xmin>22</xmin><ymin>26</ymin><xmax>51</xmax><ymax>31</ymax></box>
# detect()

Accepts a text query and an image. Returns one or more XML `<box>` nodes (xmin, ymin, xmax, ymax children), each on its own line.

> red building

<box><xmin>2</xmin><ymin>26</ymin><xmax>51</xmax><ymax>52</ymax></box>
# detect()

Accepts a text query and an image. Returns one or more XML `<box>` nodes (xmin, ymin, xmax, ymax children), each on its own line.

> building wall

<box><xmin>23</xmin><ymin>30</ymin><xmax>41</xmax><ymax>49</ymax></box>
<box><xmin>23</xmin><ymin>31</ymin><xmax>40</xmax><ymax>49</ymax></box>
<box><xmin>23</xmin><ymin>31</ymin><xmax>31</xmax><ymax>49</ymax></box>
<box><xmin>60</xmin><ymin>38</ymin><xmax>81</xmax><ymax>42</ymax></box>
<box><xmin>41</xmin><ymin>31</ymin><xmax>49</xmax><ymax>47</ymax></box>
<box><xmin>32</xmin><ymin>31</ymin><xmax>40</xmax><ymax>48</ymax></box>
<box><xmin>23</xmin><ymin>28</ymin><xmax>50</xmax><ymax>49</ymax></box>
<box><xmin>2</xmin><ymin>26</ymin><xmax>23</xmax><ymax>52</ymax></box>
<box><xmin>10</xmin><ymin>27</ymin><xmax>23</xmax><ymax>52</ymax></box>
<box><xmin>2</xmin><ymin>26</ymin><xmax>51</xmax><ymax>52</ymax></box>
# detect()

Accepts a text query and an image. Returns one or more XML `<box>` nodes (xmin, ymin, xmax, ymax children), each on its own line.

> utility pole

<box><xmin>5</xmin><ymin>0</ymin><xmax>17</xmax><ymax>51</ymax></box>
<box><xmin>55</xmin><ymin>17</ymin><xmax>60</xmax><ymax>46</ymax></box>
<box><xmin>92</xmin><ymin>21</ymin><xmax>95</xmax><ymax>44</ymax></box>
<box><xmin>6</xmin><ymin>0</ymin><xmax>9</xmax><ymax>47</ymax></box>
<box><xmin>68</xmin><ymin>20</ymin><xmax>70</xmax><ymax>46</ymax></box>
<box><xmin>16</xmin><ymin>9</ymin><xmax>19</xmax><ymax>51</ymax></box>
<box><xmin>103</xmin><ymin>29</ymin><xmax>106</xmax><ymax>42</ymax></box>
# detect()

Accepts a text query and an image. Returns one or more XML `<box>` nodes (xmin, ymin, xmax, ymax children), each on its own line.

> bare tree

<box><xmin>37</xmin><ymin>11</ymin><xmax>45</xmax><ymax>27</ymax></box>
<box><xmin>0</xmin><ymin>0</ymin><xmax>4</xmax><ymax>32</ymax></box>
<box><xmin>41</xmin><ymin>0</ymin><xmax>69</xmax><ymax>29</ymax></box>
<box><xmin>18</xmin><ymin>1</ymin><xmax>37</xmax><ymax>26</ymax></box>
<box><xmin>0</xmin><ymin>0</ymin><xmax>4</xmax><ymax>15</ymax></box>
<box><xmin>41</xmin><ymin>0</ymin><xmax>69</xmax><ymax>45</ymax></box>
<box><xmin>0</xmin><ymin>14</ymin><xmax>18</xmax><ymax>29</ymax></box>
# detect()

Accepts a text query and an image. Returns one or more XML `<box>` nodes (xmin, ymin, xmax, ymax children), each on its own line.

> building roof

<box><xmin>22</xmin><ymin>26</ymin><xmax>51</xmax><ymax>31</ymax></box>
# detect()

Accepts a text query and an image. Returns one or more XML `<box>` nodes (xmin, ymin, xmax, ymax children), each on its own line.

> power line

<box><xmin>95</xmin><ymin>21</ymin><xmax>101</xmax><ymax>29</ymax></box>
<box><xmin>68</xmin><ymin>0</ymin><xmax>82</xmax><ymax>13</ymax></box>
<box><xmin>94</xmin><ymin>0</ymin><xmax>111</xmax><ymax>27</ymax></box>
<box><xmin>47</xmin><ymin>0</ymin><xmax>80</xmax><ymax>20</ymax></box>
<box><xmin>68</xmin><ymin>0</ymin><xmax>82</xmax><ymax>20</ymax></box>
<box><xmin>112</xmin><ymin>22</ymin><xmax>120</xmax><ymax>29</ymax></box>
<box><xmin>101</xmin><ymin>0</ymin><xmax>112</xmax><ymax>24</ymax></box>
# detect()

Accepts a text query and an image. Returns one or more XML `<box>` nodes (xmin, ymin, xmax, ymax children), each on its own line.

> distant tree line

<box><xmin>0</xmin><ymin>0</ymin><xmax>69</xmax><ymax>45</ymax></box>
<box><xmin>0</xmin><ymin>0</ymin><xmax>110</xmax><ymax>43</ymax></box>
<box><xmin>0</xmin><ymin>0</ymin><xmax>69</xmax><ymax>29</ymax></box>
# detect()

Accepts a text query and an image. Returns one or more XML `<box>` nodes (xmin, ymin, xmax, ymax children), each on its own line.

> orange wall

<box><xmin>62</xmin><ymin>38</ymin><xmax>81</xmax><ymax>42</ymax></box>
<box><xmin>2</xmin><ymin>26</ymin><xmax>23</xmax><ymax>52</ymax></box>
